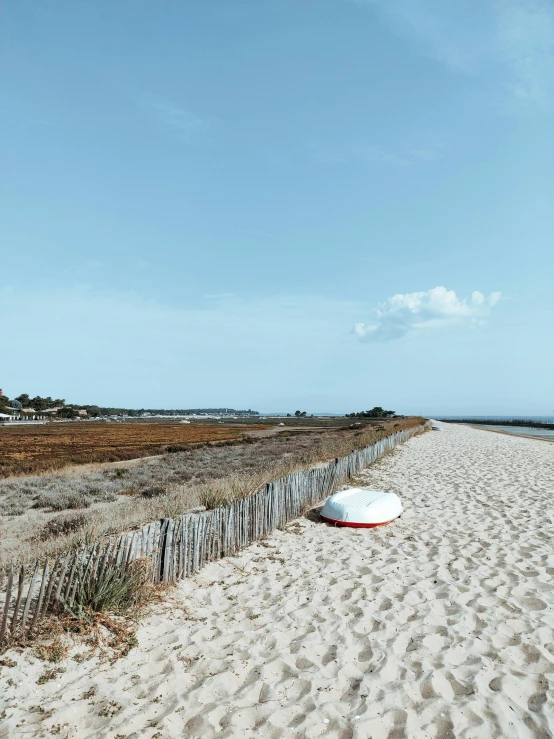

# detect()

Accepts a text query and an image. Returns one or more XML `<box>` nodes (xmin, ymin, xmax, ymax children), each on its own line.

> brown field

<box><xmin>0</xmin><ymin>422</ymin><xmax>261</xmax><ymax>478</ymax></box>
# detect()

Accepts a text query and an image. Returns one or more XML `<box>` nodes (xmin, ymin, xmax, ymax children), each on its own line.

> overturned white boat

<box><xmin>320</xmin><ymin>488</ymin><xmax>403</xmax><ymax>528</ymax></box>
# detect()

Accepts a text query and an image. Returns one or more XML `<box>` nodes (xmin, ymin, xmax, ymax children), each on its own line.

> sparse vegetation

<box><xmin>34</xmin><ymin>637</ymin><xmax>68</xmax><ymax>663</ymax></box>
<box><xmin>0</xmin><ymin>417</ymin><xmax>424</xmax><ymax>566</ymax></box>
<box><xmin>37</xmin><ymin>667</ymin><xmax>65</xmax><ymax>684</ymax></box>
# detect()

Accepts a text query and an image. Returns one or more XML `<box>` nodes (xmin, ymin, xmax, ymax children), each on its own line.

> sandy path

<box><xmin>1</xmin><ymin>424</ymin><xmax>554</xmax><ymax>738</ymax></box>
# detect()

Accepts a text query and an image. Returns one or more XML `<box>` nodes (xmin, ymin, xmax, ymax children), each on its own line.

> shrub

<box><xmin>201</xmin><ymin>491</ymin><xmax>233</xmax><ymax>510</ymax></box>
<box><xmin>171</xmin><ymin>470</ymin><xmax>193</xmax><ymax>483</ymax></box>
<box><xmin>139</xmin><ymin>485</ymin><xmax>167</xmax><ymax>499</ymax></box>
<box><xmin>32</xmin><ymin>492</ymin><xmax>92</xmax><ymax>511</ymax></box>
<box><xmin>0</xmin><ymin>496</ymin><xmax>26</xmax><ymax>516</ymax></box>
<box><xmin>39</xmin><ymin>513</ymin><xmax>87</xmax><ymax>541</ymax></box>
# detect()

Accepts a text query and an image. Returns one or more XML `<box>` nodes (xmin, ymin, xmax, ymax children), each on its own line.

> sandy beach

<box><xmin>1</xmin><ymin>423</ymin><xmax>553</xmax><ymax>738</ymax></box>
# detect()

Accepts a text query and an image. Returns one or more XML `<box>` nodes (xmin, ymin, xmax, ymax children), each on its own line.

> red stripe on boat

<box><xmin>320</xmin><ymin>515</ymin><xmax>398</xmax><ymax>528</ymax></box>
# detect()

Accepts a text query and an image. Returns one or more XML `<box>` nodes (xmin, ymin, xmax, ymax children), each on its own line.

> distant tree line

<box><xmin>0</xmin><ymin>393</ymin><xmax>259</xmax><ymax>418</ymax></box>
<box><xmin>346</xmin><ymin>407</ymin><xmax>396</xmax><ymax>419</ymax></box>
<box><xmin>0</xmin><ymin>394</ymin><xmax>66</xmax><ymax>411</ymax></box>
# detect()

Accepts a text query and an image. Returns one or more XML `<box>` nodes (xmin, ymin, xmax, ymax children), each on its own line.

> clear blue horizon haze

<box><xmin>2</xmin><ymin>1</ymin><xmax>553</xmax><ymax>415</ymax></box>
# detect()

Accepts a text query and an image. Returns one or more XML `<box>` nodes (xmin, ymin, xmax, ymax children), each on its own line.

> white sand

<box><xmin>1</xmin><ymin>423</ymin><xmax>554</xmax><ymax>738</ymax></box>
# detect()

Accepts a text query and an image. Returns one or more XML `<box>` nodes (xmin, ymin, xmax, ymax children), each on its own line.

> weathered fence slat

<box><xmin>90</xmin><ymin>547</ymin><xmax>103</xmax><ymax>583</ymax></box>
<box><xmin>42</xmin><ymin>557</ymin><xmax>61</xmax><ymax>619</ymax></box>
<box><xmin>82</xmin><ymin>545</ymin><xmax>97</xmax><ymax>582</ymax></box>
<box><xmin>31</xmin><ymin>560</ymin><xmax>50</xmax><ymax>631</ymax></box>
<box><xmin>63</xmin><ymin>550</ymin><xmax>80</xmax><ymax>607</ymax></box>
<box><xmin>114</xmin><ymin>535</ymin><xmax>126</xmax><ymax>567</ymax></box>
<box><xmin>193</xmin><ymin>516</ymin><xmax>200</xmax><ymax>574</ymax></box>
<box><xmin>10</xmin><ymin>567</ymin><xmax>26</xmax><ymax>636</ymax></box>
<box><xmin>21</xmin><ymin>561</ymin><xmax>40</xmax><ymax>636</ymax></box>
<box><xmin>162</xmin><ymin>519</ymin><xmax>173</xmax><ymax>584</ymax></box>
<box><xmin>54</xmin><ymin>552</ymin><xmax>71</xmax><ymax>604</ymax></box>
<box><xmin>179</xmin><ymin>516</ymin><xmax>187</xmax><ymax>579</ymax></box>
<box><xmin>0</xmin><ymin>567</ymin><xmax>14</xmax><ymax>644</ymax></box>
<box><xmin>96</xmin><ymin>541</ymin><xmax>113</xmax><ymax>585</ymax></box>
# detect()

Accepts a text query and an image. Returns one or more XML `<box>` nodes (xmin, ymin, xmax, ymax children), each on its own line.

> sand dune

<box><xmin>1</xmin><ymin>423</ymin><xmax>553</xmax><ymax>738</ymax></box>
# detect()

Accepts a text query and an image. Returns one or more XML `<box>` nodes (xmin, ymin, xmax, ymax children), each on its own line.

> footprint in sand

<box><xmin>528</xmin><ymin>691</ymin><xmax>547</xmax><ymax>712</ymax></box>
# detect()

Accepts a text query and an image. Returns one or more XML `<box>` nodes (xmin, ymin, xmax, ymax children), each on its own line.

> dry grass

<box><xmin>0</xmin><ymin>418</ymin><xmax>425</xmax><ymax>567</ymax></box>
<box><xmin>62</xmin><ymin>559</ymin><xmax>152</xmax><ymax>623</ymax></box>
<box><xmin>2</xmin><ymin>561</ymin><xmax>160</xmax><ymax>660</ymax></box>
<box><xmin>0</xmin><ymin>422</ymin><xmax>260</xmax><ymax>478</ymax></box>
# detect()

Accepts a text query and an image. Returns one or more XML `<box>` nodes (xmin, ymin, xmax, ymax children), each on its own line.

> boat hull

<box><xmin>320</xmin><ymin>488</ymin><xmax>403</xmax><ymax>528</ymax></box>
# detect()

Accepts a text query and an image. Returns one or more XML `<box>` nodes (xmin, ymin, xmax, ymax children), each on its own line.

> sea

<box><xmin>436</xmin><ymin>416</ymin><xmax>554</xmax><ymax>440</ymax></box>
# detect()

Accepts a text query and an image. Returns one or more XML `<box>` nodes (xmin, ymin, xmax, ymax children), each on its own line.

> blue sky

<box><xmin>2</xmin><ymin>1</ymin><xmax>553</xmax><ymax>415</ymax></box>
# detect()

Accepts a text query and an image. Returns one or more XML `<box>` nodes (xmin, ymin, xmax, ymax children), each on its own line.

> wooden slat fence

<box><xmin>0</xmin><ymin>421</ymin><xmax>430</xmax><ymax>645</ymax></box>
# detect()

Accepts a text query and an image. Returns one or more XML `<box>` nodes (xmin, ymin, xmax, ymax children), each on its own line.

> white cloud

<box><xmin>355</xmin><ymin>286</ymin><xmax>502</xmax><ymax>341</ymax></box>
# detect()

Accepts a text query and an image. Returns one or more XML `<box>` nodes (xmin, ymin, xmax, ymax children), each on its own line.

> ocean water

<box><xmin>436</xmin><ymin>416</ymin><xmax>554</xmax><ymax>440</ymax></box>
<box><xmin>484</xmin><ymin>425</ymin><xmax>554</xmax><ymax>440</ymax></box>
<box><xmin>438</xmin><ymin>416</ymin><xmax>554</xmax><ymax>424</ymax></box>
